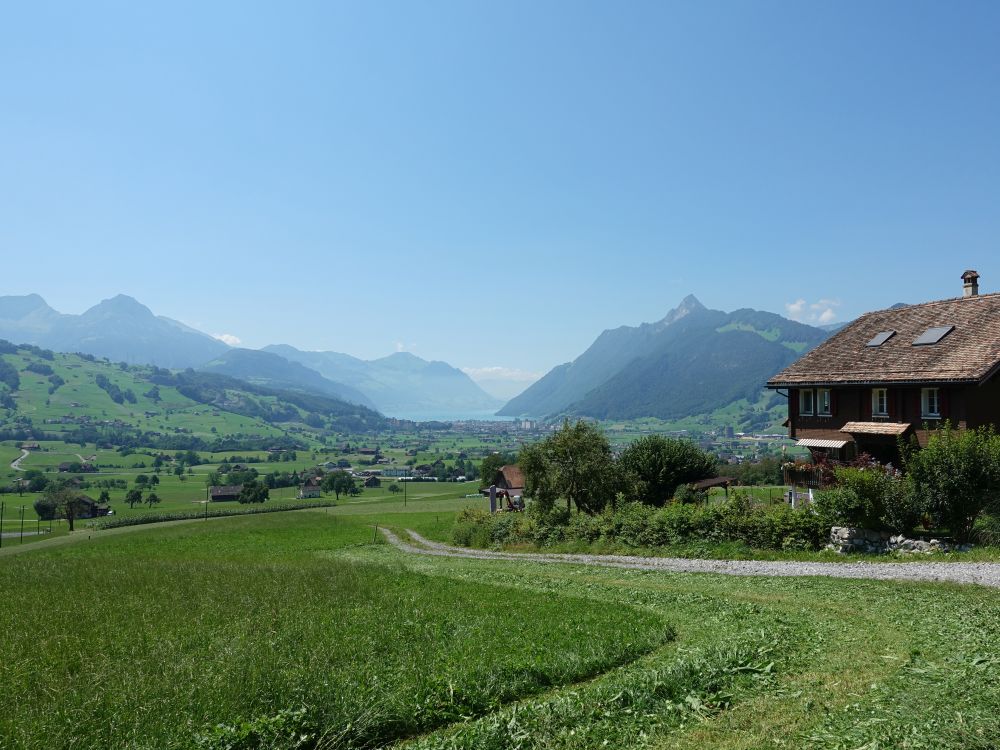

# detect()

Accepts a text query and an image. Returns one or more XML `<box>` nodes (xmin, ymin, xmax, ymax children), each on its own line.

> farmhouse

<box><xmin>768</xmin><ymin>270</ymin><xmax>1000</xmax><ymax>464</ymax></box>
<box><xmin>209</xmin><ymin>485</ymin><xmax>244</xmax><ymax>502</ymax></box>
<box><xmin>298</xmin><ymin>476</ymin><xmax>322</xmax><ymax>499</ymax></box>
<box><xmin>492</xmin><ymin>465</ymin><xmax>525</xmax><ymax>496</ymax></box>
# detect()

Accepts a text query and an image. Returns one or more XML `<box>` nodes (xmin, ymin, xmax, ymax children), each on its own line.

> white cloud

<box><xmin>395</xmin><ymin>341</ymin><xmax>405</xmax><ymax>352</ymax></box>
<box><xmin>785</xmin><ymin>298</ymin><xmax>841</xmax><ymax>325</ymax></box>
<box><xmin>462</xmin><ymin>366</ymin><xmax>542</xmax><ymax>383</ymax></box>
<box><xmin>213</xmin><ymin>333</ymin><xmax>242</xmax><ymax>346</ymax></box>
<box><xmin>785</xmin><ymin>299</ymin><xmax>806</xmax><ymax>320</ymax></box>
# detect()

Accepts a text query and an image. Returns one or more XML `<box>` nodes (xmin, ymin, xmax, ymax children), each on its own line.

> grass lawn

<box><xmin>2</xmin><ymin>497</ymin><xmax>999</xmax><ymax>748</ymax></box>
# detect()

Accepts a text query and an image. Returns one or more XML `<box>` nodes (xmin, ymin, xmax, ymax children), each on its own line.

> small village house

<box><xmin>768</xmin><ymin>270</ymin><xmax>1000</xmax><ymax>466</ymax></box>
<box><xmin>298</xmin><ymin>477</ymin><xmax>322</xmax><ymax>499</ymax></box>
<box><xmin>209</xmin><ymin>485</ymin><xmax>244</xmax><ymax>502</ymax></box>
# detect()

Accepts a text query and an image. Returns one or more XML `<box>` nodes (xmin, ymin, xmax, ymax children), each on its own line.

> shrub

<box><xmin>904</xmin><ymin>424</ymin><xmax>1000</xmax><ymax>542</ymax></box>
<box><xmin>453</xmin><ymin>495</ymin><xmax>827</xmax><ymax>552</ymax></box>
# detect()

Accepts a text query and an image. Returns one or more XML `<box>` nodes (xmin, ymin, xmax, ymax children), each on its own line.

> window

<box><xmin>817</xmin><ymin>388</ymin><xmax>832</xmax><ymax>416</ymax></box>
<box><xmin>921</xmin><ymin>388</ymin><xmax>940</xmax><ymax>418</ymax></box>
<box><xmin>866</xmin><ymin>330</ymin><xmax>896</xmax><ymax>347</ymax></box>
<box><xmin>799</xmin><ymin>389</ymin><xmax>815</xmax><ymax>416</ymax></box>
<box><xmin>913</xmin><ymin>326</ymin><xmax>954</xmax><ymax>346</ymax></box>
<box><xmin>872</xmin><ymin>388</ymin><xmax>888</xmax><ymax>417</ymax></box>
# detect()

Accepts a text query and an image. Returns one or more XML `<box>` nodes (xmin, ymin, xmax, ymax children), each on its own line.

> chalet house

<box><xmin>493</xmin><ymin>465</ymin><xmax>525</xmax><ymax>496</ymax></box>
<box><xmin>74</xmin><ymin>495</ymin><xmax>111</xmax><ymax>519</ymax></box>
<box><xmin>298</xmin><ymin>477</ymin><xmax>322</xmax><ymax>499</ymax></box>
<box><xmin>768</xmin><ymin>270</ymin><xmax>1000</xmax><ymax>464</ymax></box>
<box><xmin>363</xmin><ymin>475</ymin><xmax>381</xmax><ymax>488</ymax></box>
<box><xmin>209</xmin><ymin>485</ymin><xmax>244</xmax><ymax>502</ymax></box>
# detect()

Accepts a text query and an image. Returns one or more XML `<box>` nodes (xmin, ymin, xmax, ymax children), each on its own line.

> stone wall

<box><xmin>827</xmin><ymin>526</ymin><xmax>973</xmax><ymax>555</ymax></box>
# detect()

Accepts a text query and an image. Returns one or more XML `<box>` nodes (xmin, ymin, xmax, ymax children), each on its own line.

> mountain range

<box><xmin>262</xmin><ymin>345</ymin><xmax>502</xmax><ymax>416</ymax></box>
<box><xmin>0</xmin><ymin>294</ymin><xmax>227</xmax><ymax>369</ymax></box>
<box><xmin>497</xmin><ymin>295</ymin><xmax>830</xmax><ymax>420</ymax></box>
<box><xmin>0</xmin><ymin>293</ymin><xmax>500</xmax><ymax>418</ymax></box>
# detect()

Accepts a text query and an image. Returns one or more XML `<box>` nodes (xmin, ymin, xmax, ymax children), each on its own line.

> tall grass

<box><xmin>0</xmin><ymin>514</ymin><xmax>668</xmax><ymax>749</ymax></box>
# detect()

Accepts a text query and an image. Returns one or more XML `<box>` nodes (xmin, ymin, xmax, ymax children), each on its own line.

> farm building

<box><xmin>492</xmin><ymin>465</ymin><xmax>525</xmax><ymax>495</ymax></box>
<box><xmin>209</xmin><ymin>485</ymin><xmax>244</xmax><ymax>502</ymax></box>
<box><xmin>364</xmin><ymin>475</ymin><xmax>381</xmax><ymax>488</ymax></box>
<box><xmin>769</xmin><ymin>270</ymin><xmax>1000</xmax><ymax>465</ymax></box>
<box><xmin>298</xmin><ymin>477</ymin><xmax>322</xmax><ymax>499</ymax></box>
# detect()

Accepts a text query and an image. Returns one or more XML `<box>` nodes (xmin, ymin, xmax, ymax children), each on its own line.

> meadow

<box><xmin>1</xmin><ymin>490</ymin><xmax>999</xmax><ymax>749</ymax></box>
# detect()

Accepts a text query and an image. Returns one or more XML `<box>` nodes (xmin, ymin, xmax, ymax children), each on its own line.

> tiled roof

<box><xmin>497</xmin><ymin>465</ymin><xmax>525</xmax><ymax>489</ymax></box>
<box><xmin>840</xmin><ymin>422</ymin><xmax>912</xmax><ymax>436</ymax></box>
<box><xmin>768</xmin><ymin>293</ymin><xmax>1000</xmax><ymax>386</ymax></box>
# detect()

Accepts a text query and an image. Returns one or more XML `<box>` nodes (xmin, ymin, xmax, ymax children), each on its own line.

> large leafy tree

<box><xmin>238</xmin><ymin>480</ymin><xmax>269</xmax><ymax>504</ymax></box>
<box><xmin>619</xmin><ymin>435</ymin><xmax>717</xmax><ymax>506</ymax></box>
<box><xmin>321</xmin><ymin>470</ymin><xmax>356</xmax><ymax>501</ymax></box>
<box><xmin>903</xmin><ymin>424</ymin><xmax>1000</xmax><ymax>542</ymax></box>
<box><xmin>519</xmin><ymin>420</ymin><xmax>618</xmax><ymax>514</ymax></box>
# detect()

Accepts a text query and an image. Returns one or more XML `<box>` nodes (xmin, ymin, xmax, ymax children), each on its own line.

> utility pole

<box><xmin>19</xmin><ymin>505</ymin><xmax>25</xmax><ymax>544</ymax></box>
<box><xmin>0</xmin><ymin>501</ymin><xmax>4</xmax><ymax>549</ymax></box>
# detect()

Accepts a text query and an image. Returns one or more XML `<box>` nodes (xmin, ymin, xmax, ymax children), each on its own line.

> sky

<box><xmin>3</xmin><ymin>1</ymin><xmax>1000</xmax><ymax>391</ymax></box>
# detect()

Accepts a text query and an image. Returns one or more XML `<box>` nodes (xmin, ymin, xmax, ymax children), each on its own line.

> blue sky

<box><xmin>3</xmin><ymin>1</ymin><xmax>1000</xmax><ymax>388</ymax></box>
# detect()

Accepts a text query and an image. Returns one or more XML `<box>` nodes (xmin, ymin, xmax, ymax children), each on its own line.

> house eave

<box><xmin>768</xmin><ymin>377</ymin><xmax>983</xmax><ymax>389</ymax></box>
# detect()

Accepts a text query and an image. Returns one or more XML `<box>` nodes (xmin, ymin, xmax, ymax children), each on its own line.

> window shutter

<box><xmin>790</xmin><ymin>389</ymin><xmax>799</xmax><ymax>419</ymax></box>
<box><xmin>862</xmin><ymin>390</ymin><xmax>872</xmax><ymax>420</ymax></box>
<box><xmin>912</xmin><ymin>389</ymin><xmax>921</xmax><ymax>422</ymax></box>
<box><xmin>940</xmin><ymin>388</ymin><xmax>949</xmax><ymax>419</ymax></box>
<box><xmin>888</xmin><ymin>389</ymin><xmax>896</xmax><ymax>419</ymax></box>
<box><xmin>830</xmin><ymin>389</ymin><xmax>838</xmax><ymax>416</ymax></box>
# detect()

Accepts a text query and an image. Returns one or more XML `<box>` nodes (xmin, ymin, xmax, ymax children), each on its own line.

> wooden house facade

<box><xmin>768</xmin><ymin>271</ymin><xmax>1000</xmax><ymax>465</ymax></box>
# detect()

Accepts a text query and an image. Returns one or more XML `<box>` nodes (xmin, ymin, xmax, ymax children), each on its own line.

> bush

<box><xmin>813</xmin><ymin>466</ymin><xmax>921</xmax><ymax>533</ymax></box>
<box><xmin>452</xmin><ymin>495</ymin><xmax>827</xmax><ymax>552</ymax></box>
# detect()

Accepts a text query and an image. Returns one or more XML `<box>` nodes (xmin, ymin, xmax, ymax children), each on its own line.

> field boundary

<box><xmin>383</xmin><ymin>528</ymin><xmax>1000</xmax><ymax>588</ymax></box>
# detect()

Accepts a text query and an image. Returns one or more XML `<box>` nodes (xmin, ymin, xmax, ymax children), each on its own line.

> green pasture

<box><xmin>2</xmin><ymin>497</ymin><xmax>999</xmax><ymax>749</ymax></box>
<box><xmin>0</xmin><ymin>512</ymin><xmax>667</xmax><ymax>750</ymax></box>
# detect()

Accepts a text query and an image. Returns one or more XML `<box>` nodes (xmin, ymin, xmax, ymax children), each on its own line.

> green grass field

<box><xmin>1</xmin><ymin>491</ymin><xmax>999</xmax><ymax>749</ymax></box>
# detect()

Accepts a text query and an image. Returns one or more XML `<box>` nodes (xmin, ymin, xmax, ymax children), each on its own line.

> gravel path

<box><xmin>10</xmin><ymin>449</ymin><xmax>29</xmax><ymax>472</ymax></box>
<box><xmin>382</xmin><ymin>528</ymin><xmax>1000</xmax><ymax>589</ymax></box>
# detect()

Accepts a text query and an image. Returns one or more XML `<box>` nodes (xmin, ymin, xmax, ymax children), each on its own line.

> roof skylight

<box><xmin>866</xmin><ymin>330</ymin><xmax>896</xmax><ymax>347</ymax></box>
<box><xmin>912</xmin><ymin>325</ymin><xmax>955</xmax><ymax>346</ymax></box>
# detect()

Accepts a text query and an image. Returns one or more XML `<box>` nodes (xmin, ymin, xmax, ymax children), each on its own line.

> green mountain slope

<box><xmin>198</xmin><ymin>348</ymin><xmax>377</xmax><ymax>409</ymax></box>
<box><xmin>498</xmin><ymin>295</ymin><xmax>708</xmax><ymax>417</ymax></box>
<box><xmin>0</xmin><ymin>341</ymin><xmax>387</xmax><ymax>449</ymax></box>
<box><xmin>499</xmin><ymin>300</ymin><xmax>829</xmax><ymax>420</ymax></box>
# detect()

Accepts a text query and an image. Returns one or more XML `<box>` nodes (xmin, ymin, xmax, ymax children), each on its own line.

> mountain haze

<box><xmin>264</xmin><ymin>345</ymin><xmax>502</xmax><ymax>416</ymax></box>
<box><xmin>0</xmin><ymin>294</ymin><xmax>228</xmax><ymax>368</ymax></box>
<box><xmin>198</xmin><ymin>348</ymin><xmax>378</xmax><ymax>409</ymax></box>
<box><xmin>499</xmin><ymin>297</ymin><xmax>829</xmax><ymax>420</ymax></box>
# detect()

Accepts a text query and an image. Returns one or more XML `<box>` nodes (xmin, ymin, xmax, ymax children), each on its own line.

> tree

<box><xmin>146</xmin><ymin>492</ymin><xmax>161</xmax><ymax>509</ymax></box>
<box><xmin>98</xmin><ymin>489</ymin><xmax>111</xmax><ymax>505</ymax></box>
<box><xmin>237</xmin><ymin>480</ymin><xmax>269</xmax><ymax>504</ymax></box>
<box><xmin>125</xmin><ymin>488</ymin><xmax>143</xmax><ymax>509</ymax></box>
<box><xmin>903</xmin><ymin>424</ymin><xmax>1000</xmax><ymax>542</ymax></box>
<box><xmin>388</xmin><ymin>483</ymin><xmax>401</xmax><ymax>494</ymax></box>
<box><xmin>43</xmin><ymin>485</ymin><xmax>87</xmax><ymax>531</ymax></box>
<box><xmin>619</xmin><ymin>435</ymin><xmax>718</xmax><ymax>506</ymax></box>
<box><xmin>135</xmin><ymin>474</ymin><xmax>149</xmax><ymax>488</ymax></box>
<box><xmin>321</xmin><ymin>471</ymin><xmax>356</xmax><ymax>500</ymax></box>
<box><xmin>519</xmin><ymin>420</ymin><xmax>618</xmax><ymax>514</ymax></box>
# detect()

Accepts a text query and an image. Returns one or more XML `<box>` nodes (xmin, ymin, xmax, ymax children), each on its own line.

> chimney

<box><xmin>962</xmin><ymin>269</ymin><xmax>980</xmax><ymax>298</ymax></box>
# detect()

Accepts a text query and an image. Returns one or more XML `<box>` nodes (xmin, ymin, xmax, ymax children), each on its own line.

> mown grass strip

<box><xmin>0</xmin><ymin>513</ymin><xmax>670</xmax><ymax>750</ymax></box>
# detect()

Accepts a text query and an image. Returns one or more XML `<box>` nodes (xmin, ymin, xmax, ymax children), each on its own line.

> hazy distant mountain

<box><xmin>198</xmin><ymin>348</ymin><xmax>377</xmax><ymax>409</ymax></box>
<box><xmin>0</xmin><ymin>293</ymin><xmax>228</xmax><ymax>368</ymax></box>
<box><xmin>264</xmin><ymin>345</ymin><xmax>502</xmax><ymax>416</ymax></box>
<box><xmin>499</xmin><ymin>297</ymin><xmax>830</xmax><ymax>420</ymax></box>
<box><xmin>498</xmin><ymin>295</ymin><xmax>707</xmax><ymax>417</ymax></box>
